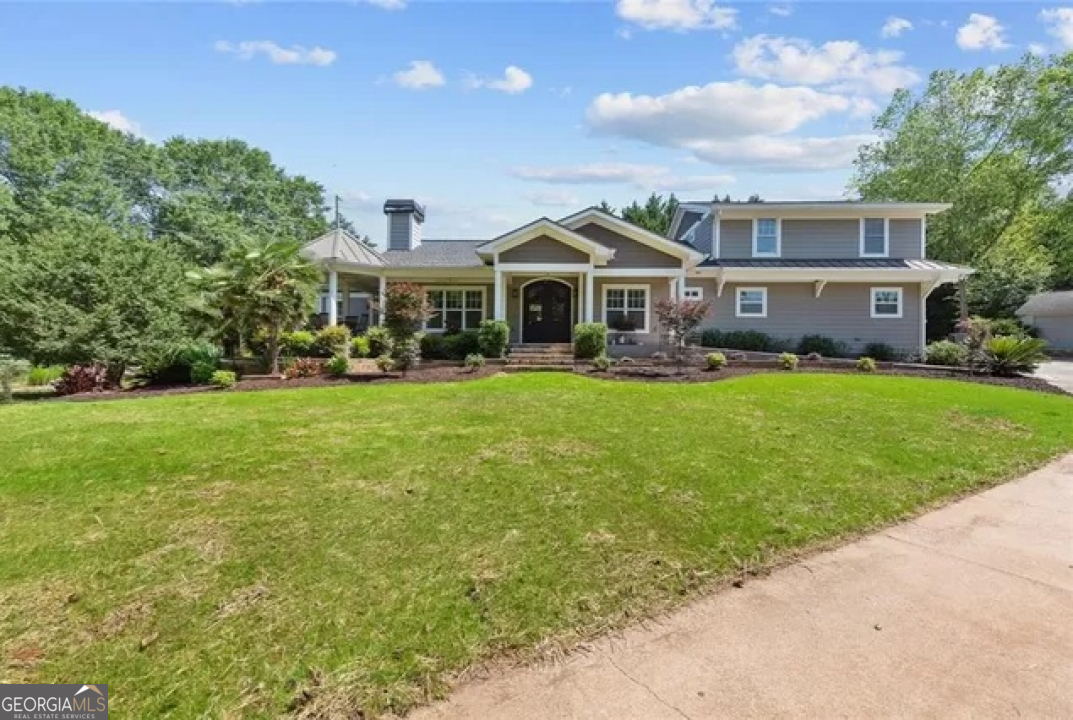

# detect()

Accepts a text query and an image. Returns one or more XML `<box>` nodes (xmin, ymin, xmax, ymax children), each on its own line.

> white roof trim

<box><xmin>557</xmin><ymin>207</ymin><xmax>706</xmax><ymax>264</ymax></box>
<box><xmin>477</xmin><ymin>217</ymin><xmax>614</xmax><ymax>263</ymax></box>
<box><xmin>692</xmin><ymin>266</ymin><xmax>972</xmax><ymax>284</ymax></box>
<box><xmin>714</xmin><ymin>202</ymin><xmax>952</xmax><ymax>219</ymax></box>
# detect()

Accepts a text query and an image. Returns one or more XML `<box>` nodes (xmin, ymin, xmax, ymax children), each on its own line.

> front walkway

<box><xmin>1036</xmin><ymin>360</ymin><xmax>1073</xmax><ymax>393</ymax></box>
<box><xmin>414</xmin><ymin>454</ymin><xmax>1073</xmax><ymax>719</ymax></box>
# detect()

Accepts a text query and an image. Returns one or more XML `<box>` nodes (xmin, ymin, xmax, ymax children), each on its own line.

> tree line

<box><xmin>0</xmin><ymin>87</ymin><xmax>346</xmax><ymax>371</ymax></box>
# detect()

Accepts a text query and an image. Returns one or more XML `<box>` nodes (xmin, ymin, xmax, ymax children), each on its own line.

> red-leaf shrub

<box><xmin>54</xmin><ymin>363</ymin><xmax>109</xmax><ymax>395</ymax></box>
<box><xmin>283</xmin><ymin>357</ymin><xmax>322</xmax><ymax>379</ymax></box>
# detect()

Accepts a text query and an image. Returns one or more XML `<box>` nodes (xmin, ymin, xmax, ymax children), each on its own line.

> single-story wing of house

<box><xmin>1017</xmin><ymin>290</ymin><xmax>1073</xmax><ymax>350</ymax></box>
<box><xmin>301</xmin><ymin>199</ymin><xmax>974</xmax><ymax>357</ymax></box>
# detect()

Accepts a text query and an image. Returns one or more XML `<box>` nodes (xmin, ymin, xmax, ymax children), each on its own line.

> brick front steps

<box><xmin>508</xmin><ymin>344</ymin><xmax>576</xmax><ymax>366</ymax></box>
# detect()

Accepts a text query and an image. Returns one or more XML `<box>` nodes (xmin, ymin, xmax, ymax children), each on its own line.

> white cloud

<box><xmin>689</xmin><ymin>134</ymin><xmax>875</xmax><ymax>171</ymax></box>
<box><xmin>214</xmin><ymin>40</ymin><xmax>337</xmax><ymax>66</ymax></box>
<box><xmin>361</xmin><ymin>0</ymin><xmax>406</xmax><ymax>9</ymax></box>
<box><xmin>392</xmin><ymin>60</ymin><xmax>446</xmax><ymax>90</ymax></box>
<box><xmin>956</xmin><ymin>14</ymin><xmax>1011</xmax><ymax>51</ymax></box>
<box><xmin>881</xmin><ymin>16</ymin><xmax>913</xmax><ymax>38</ymax></box>
<box><xmin>1028</xmin><ymin>42</ymin><xmax>1050</xmax><ymax>55</ymax></box>
<box><xmin>466</xmin><ymin>66</ymin><xmax>533</xmax><ymax>94</ymax></box>
<box><xmin>584</xmin><ymin>80</ymin><xmax>874</xmax><ymax>172</ymax></box>
<box><xmin>732</xmin><ymin>35</ymin><xmax>919</xmax><ymax>94</ymax></box>
<box><xmin>616</xmin><ymin>0</ymin><xmax>737</xmax><ymax>31</ymax></box>
<box><xmin>510</xmin><ymin>162</ymin><xmax>735</xmax><ymax>191</ymax></box>
<box><xmin>587</xmin><ymin>81</ymin><xmax>853</xmax><ymax>147</ymax></box>
<box><xmin>1040</xmin><ymin>8</ymin><xmax>1073</xmax><ymax>49</ymax></box>
<box><xmin>523</xmin><ymin>189</ymin><xmax>580</xmax><ymax>208</ymax></box>
<box><xmin>769</xmin><ymin>4</ymin><xmax>792</xmax><ymax>17</ymax></box>
<box><xmin>86</xmin><ymin>110</ymin><xmax>145</xmax><ymax>138</ymax></box>
<box><xmin>339</xmin><ymin>191</ymin><xmax>383</xmax><ymax>210</ymax></box>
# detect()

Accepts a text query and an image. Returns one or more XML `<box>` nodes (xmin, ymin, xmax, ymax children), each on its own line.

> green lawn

<box><xmin>1</xmin><ymin>373</ymin><xmax>1070</xmax><ymax>717</ymax></box>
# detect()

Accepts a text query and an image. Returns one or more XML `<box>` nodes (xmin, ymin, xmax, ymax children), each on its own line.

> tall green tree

<box><xmin>621</xmin><ymin>193</ymin><xmax>679</xmax><ymax>235</ymax></box>
<box><xmin>851</xmin><ymin>53</ymin><xmax>1073</xmax><ymax>317</ymax></box>
<box><xmin>0</xmin><ymin>223</ymin><xmax>191</xmax><ymax>377</ymax></box>
<box><xmin>189</xmin><ymin>238</ymin><xmax>320</xmax><ymax>375</ymax></box>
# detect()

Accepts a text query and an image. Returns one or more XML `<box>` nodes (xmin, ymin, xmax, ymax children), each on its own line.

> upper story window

<box><xmin>683</xmin><ymin>286</ymin><xmax>704</xmax><ymax>300</ymax></box>
<box><xmin>860</xmin><ymin>218</ymin><xmax>889</xmax><ymax>257</ymax></box>
<box><xmin>753</xmin><ymin>218</ymin><xmax>780</xmax><ymax>257</ymax></box>
<box><xmin>426</xmin><ymin>288</ymin><xmax>485</xmax><ymax>332</ymax></box>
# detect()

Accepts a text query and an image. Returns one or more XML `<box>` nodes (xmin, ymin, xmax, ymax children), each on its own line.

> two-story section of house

<box><xmin>302</xmin><ymin>199</ymin><xmax>972</xmax><ymax>359</ymax></box>
<box><xmin>669</xmin><ymin>201</ymin><xmax>972</xmax><ymax>356</ymax></box>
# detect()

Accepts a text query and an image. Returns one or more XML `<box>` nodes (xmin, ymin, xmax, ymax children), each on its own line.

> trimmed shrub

<box><xmin>139</xmin><ymin>340</ymin><xmax>221</xmax><ymax>385</ymax></box>
<box><xmin>54</xmin><ymin>363</ymin><xmax>109</xmax><ymax>395</ymax></box>
<box><xmin>0</xmin><ymin>354</ymin><xmax>31</xmax><ymax>403</ymax></box>
<box><xmin>797</xmin><ymin>334</ymin><xmax>849</xmax><ymax>358</ymax></box>
<box><xmin>464</xmin><ymin>353</ymin><xmax>486</xmax><ymax>371</ymax></box>
<box><xmin>283</xmin><ymin>357</ymin><xmax>321</xmax><ymax>379</ymax></box>
<box><xmin>925</xmin><ymin>340</ymin><xmax>966</xmax><ymax>367</ymax></box>
<box><xmin>478</xmin><ymin>319</ymin><xmax>510</xmax><ymax>358</ymax></box>
<box><xmin>574</xmin><ymin>323</ymin><xmax>608</xmax><ymax>359</ymax></box>
<box><xmin>420</xmin><ymin>333</ymin><xmax>449</xmax><ymax>360</ymax></box>
<box><xmin>26</xmin><ymin>364</ymin><xmax>65</xmax><ymax>387</ymax></box>
<box><xmin>705</xmin><ymin>352</ymin><xmax>727</xmax><ymax>370</ymax></box>
<box><xmin>592</xmin><ymin>354</ymin><xmax>612</xmax><ymax>372</ymax></box>
<box><xmin>190</xmin><ymin>361</ymin><xmax>216</xmax><ymax>384</ymax></box>
<box><xmin>392</xmin><ymin>338</ymin><xmax>420</xmax><ymax>372</ymax></box>
<box><xmin>282</xmin><ymin>330</ymin><xmax>315</xmax><ymax>357</ymax></box>
<box><xmin>325</xmin><ymin>355</ymin><xmax>350</xmax><ymax>378</ymax></box>
<box><xmin>351</xmin><ymin>335</ymin><xmax>371</xmax><ymax>358</ymax></box>
<box><xmin>444</xmin><ymin>331</ymin><xmax>481</xmax><ymax>360</ymax></box>
<box><xmin>313</xmin><ymin>325</ymin><xmax>351</xmax><ymax>358</ymax></box>
<box><xmin>778</xmin><ymin>352</ymin><xmax>799</xmax><ymax>371</ymax></box>
<box><xmin>977</xmin><ymin>316</ymin><xmax>1038</xmax><ymax>339</ymax></box>
<box><xmin>365</xmin><ymin>326</ymin><xmax>393</xmax><ymax>357</ymax></box>
<box><xmin>210</xmin><ymin>370</ymin><xmax>237</xmax><ymax>389</ymax></box>
<box><xmin>805</xmin><ymin>352</ymin><xmax>823</xmax><ymax>363</ymax></box>
<box><xmin>699</xmin><ymin>329</ymin><xmax>784</xmax><ymax>352</ymax></box>
<box><xmin>862</xmin><ymin>342</ymin><xmax>898</xmax><ymax>361</ymax></box>
<box><xmin>375</xmin><ymin>354</ymin><xmax>394</xmax><ymax>373</ymax></box>
<box><xmin>986</xmin><ymin>336</ymin><xmax>1048</xmax><ymax>377</ymax></box>
<box><xmin>856</xmin><ymin>356</ymin><xmax>878</xmax><ymax>373</ymax></box>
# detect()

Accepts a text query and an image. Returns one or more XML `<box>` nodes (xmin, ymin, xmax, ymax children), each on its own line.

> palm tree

<box><xmin>189</xmin><ymin>237</ymin><xmax>320</xmax><ymax>375</ymax></box>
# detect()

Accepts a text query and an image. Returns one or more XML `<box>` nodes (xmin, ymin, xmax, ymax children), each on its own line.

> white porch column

<box><xmin>494</xmin><ymin>269</ymin><xmax>506</xmax><ymax>321</ymax></box>
<box><xmin>377</xmin><ymin>275</ymin><xmax>387</xmax><ymax>326</ymax></box>
<box><xmin>584</xmin><ymin>271</ymin><xmax>594</xmax><ymax>323</ymax></box>
<box><xmin>327</xmin><ymin>269</ymin><xmax>339</xmax><ymax>326</ymax></box>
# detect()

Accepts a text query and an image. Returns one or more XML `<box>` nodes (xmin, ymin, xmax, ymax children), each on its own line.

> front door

<box><xmin>522</xmin><ymin>280</ymin><xmax>572</xmax><ymax>343</ymax></box>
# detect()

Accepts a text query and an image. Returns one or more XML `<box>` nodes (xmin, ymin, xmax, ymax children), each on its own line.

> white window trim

<box><xmin>683</xmin><ymin>286</ymin><xmax>704</xmax><ymax>300</ymax></box>
<box><xmin>736</xmin><ymin>286</ymin><xmax>768</xmax><ymax>318</ymax></box>
<box><xmin>603</xmin><ymin>283</ymin><xmax>650</xmax><ymax>333</ymax></box>
<box><xmin>859</xmin><ymin>217</ymin><xmax>890</xmax><ymax>258</ymax></box>
<box><xmin>423</xmin><ymin>286</ymin><xmax>487</xmax><ymax>333</ymax></box>
<box><xmin>870</xmin><ymin>286</ymin><xmax>903</xmax><ymax>319</ymax></box>
<box><xmin>752</xmin><ymin>218</ymin><xmax>781</xmax><ymax>258</ymax></box>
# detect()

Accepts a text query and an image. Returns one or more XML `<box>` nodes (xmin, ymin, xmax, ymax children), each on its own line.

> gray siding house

<box><xmin>302</xmin><ymin>199</ymin><xmax>972</xmax><ymax>357</ymax></box>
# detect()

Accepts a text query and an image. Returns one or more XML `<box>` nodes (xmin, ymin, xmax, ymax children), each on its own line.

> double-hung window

<box><xmin>736</xmin><ymin>287</ymin><xmax>767</xmax><ymax>318</ymax></box>
<box><xmin>604</xmin><ymin>285</ymin><xmax>648</xmax><ymax>332</ymax></box>
<box><xmin>861</xmin><ymin>218</ymin><xmax>889</xmax><ymax>257</ymax></box>
<box><xmin>753</xmin><ymin>218</ymin><xmax>780</xmax><ymax>257</ymax></box>
<box><xmin>425</xmin><ymin>288</ymin><xmax>485</xmax><ymax>332</ymax></box>
<box><xmin>870</xmin><ymin>287</ymin><xmax>902</xmax><ymax>318</ymax></box>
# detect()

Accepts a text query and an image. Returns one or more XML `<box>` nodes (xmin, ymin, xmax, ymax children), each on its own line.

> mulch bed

<box><xmin>586</xmin><ymin>365</ymin><xmax>1067</xmax><ymax>394</ymax></box>
<box><xmin>31</xmin><ymin>363</ymin><xmax>1067</xmax><ymax>402</ymax></box>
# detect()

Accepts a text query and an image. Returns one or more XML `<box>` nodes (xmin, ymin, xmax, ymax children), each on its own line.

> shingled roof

<box><xmin>380</xmin><ymin>240</ymin><xmax>488</xmax><ymax>268</ymax></box>
<box><xmin>1018</xmin><ymin>291</ymin><xmax>1073</xmax><ymax>317</ymax></box>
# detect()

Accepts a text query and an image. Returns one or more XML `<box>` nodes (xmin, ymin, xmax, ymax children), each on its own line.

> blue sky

<box><xmin>2</xmin><ymin>1</ymin><xmax>1071</xmax><ymax>242</ymax></box>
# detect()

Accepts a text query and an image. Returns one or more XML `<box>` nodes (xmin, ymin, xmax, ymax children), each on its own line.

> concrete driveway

<box><xmin>1036</xmin><ymin>360</ymin><xmax>1073</xmax><ymax>393</ymax></box>
<box><xmin>414</xmin><ymin>454</ymin><xmax>1073</xmax><ymax>719</ymax></box>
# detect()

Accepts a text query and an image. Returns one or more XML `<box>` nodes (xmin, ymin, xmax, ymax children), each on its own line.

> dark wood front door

<box><xmin>522</xmin><ymin>280</ymin><xmax>572</xmax><ymax>343</ymax></box>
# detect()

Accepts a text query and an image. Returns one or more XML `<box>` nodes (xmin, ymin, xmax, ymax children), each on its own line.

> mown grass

<box><xmin>1</xmin><ymin>373</ymin><xmax>1070</xmax><ymax>717</ymax></box>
